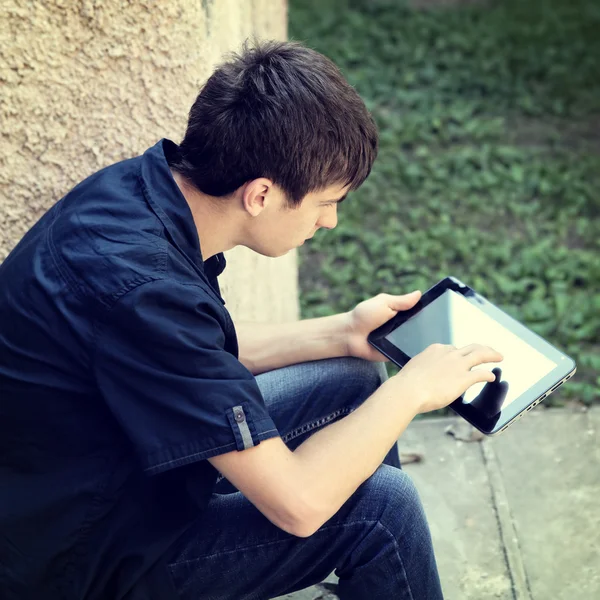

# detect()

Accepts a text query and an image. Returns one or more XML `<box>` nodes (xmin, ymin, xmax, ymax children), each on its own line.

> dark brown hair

<box><xmin>169</xmin><ymin>40</ymin><xmax>379</xmax><ymax>205</ymax></box>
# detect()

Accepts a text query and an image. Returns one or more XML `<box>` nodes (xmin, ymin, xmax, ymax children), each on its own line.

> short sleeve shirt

<box><xmin>0</xmin><ymin>140</ymin><xmax>280</xmax><ymax>599</ymax></box>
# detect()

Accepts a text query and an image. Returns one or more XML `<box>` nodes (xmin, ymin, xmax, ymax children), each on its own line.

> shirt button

<box><xmin>234</xmin><ymin>410</ymin><xmax>245</xmax><ymax>423</ymax></box>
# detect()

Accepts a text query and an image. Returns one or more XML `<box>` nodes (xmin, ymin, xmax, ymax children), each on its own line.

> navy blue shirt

<box><xmin>0</xmin><ymin>140</ymin><xmax>280</xmax><ymax>599</ymax></box>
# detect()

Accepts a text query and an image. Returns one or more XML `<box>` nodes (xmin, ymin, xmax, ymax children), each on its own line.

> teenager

<box><xmin>0</xmin><ymin>41</ymin><xmax>502</xmax><ymax>600</ymax></box>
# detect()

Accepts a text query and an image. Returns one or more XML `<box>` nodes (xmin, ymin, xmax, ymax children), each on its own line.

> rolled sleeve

<box><xmin>93</xmin><ymin>279</ymin><xmax>279</xmax><ymax>475</ymax></box>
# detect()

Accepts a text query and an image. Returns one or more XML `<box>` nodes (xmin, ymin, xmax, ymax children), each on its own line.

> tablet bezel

<box><xmin>368</xmin><ymin>276</ymin><xmax>576</xmax><ymax>434</ymax></box>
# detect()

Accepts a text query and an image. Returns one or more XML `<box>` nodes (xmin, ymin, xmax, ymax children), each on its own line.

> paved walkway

<box><xmin>277</xmin><ymin>407</ymin><xmax>600</xmax><ymax>600</ymax></box>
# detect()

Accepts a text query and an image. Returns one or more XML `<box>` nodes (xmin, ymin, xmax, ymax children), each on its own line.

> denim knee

<box><xmin>356</xmin><ymin>465</ymin><xmax>427</xmax><ymax>538</ymax></box>
<box><xmin>336</xmin><ymin>465</ymin><xmax>441</xmax><ymax>600</ymax></box>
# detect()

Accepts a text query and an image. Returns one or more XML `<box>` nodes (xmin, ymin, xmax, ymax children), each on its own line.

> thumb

<box><xmin>388</xmin><ymin>290</ymin><xmax>421</xmax><ymax>311</ymax></box>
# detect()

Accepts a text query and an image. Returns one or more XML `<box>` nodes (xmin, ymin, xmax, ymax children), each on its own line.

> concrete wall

<box><xmin>0</xmin><ymin>0</ymin><xmax>298</xmax><ymax>323</ymax></box>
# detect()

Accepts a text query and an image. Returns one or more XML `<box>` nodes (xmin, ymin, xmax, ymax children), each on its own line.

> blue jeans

<box><xmin>166</xmin><ymin>358</ymin><xmax>443</xmax><ymax>600</ymax></box>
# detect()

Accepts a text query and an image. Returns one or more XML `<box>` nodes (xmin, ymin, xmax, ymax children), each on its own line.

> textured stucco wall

<box><xmin>0</xmin><ymin>0</ymin><xmax>298</xmax><ymax>323</ymax></box>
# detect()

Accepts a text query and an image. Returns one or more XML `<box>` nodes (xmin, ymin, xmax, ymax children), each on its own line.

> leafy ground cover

<box><xmin>290</xmin><ymin>0</ymin><xmax>600</xmax><ymax>406</ymax></box>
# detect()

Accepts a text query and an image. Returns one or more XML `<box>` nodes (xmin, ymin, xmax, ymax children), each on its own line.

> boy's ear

<box><xmin>242</xmin><ymin>178</ymin><xmax>274</xmax><ymax>217</ymax></box>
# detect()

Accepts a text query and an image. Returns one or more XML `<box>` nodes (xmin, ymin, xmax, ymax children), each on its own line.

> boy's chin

<box><xmin>247</xmin><ymin>244</ymin><xmax>293</xmax><ymax>258</ymax></box>
<box><xmin>272</xmin><ymin>247</ymin><xmax>293</xmax><ymax>258</ymax></box>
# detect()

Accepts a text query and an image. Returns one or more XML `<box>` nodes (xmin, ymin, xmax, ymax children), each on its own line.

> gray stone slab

<box><xmin>490</xmin><ymin>407</ymin><xmax>600</xmax><ymax>600</ymax></box>
<box><xmin>481</xmin><ymin>440</ymin><xmax>531</xmax><ymax>600</ymax></box>
<box><xmin>274</xmin><ymin>590</ymin><xmax>331</xmax><ymax>600</ymax></box>
<box><xmin>275</xmin><ymin>573</ymin><xmax>338</xmax><ymax>599</ymax></box>
<box><xmin>400</xmin><ymin>416</ymin><xmax>513</xmax><ymax>599</ymax></box>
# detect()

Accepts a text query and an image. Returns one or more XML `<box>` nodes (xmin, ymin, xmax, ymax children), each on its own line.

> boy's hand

<box><xmin>344</xmin><ymin>290</ymin><xmax>422</xmax><ymax>361</ymax></box>
<box><xmin>389</xmin><ymin>343</ymin><xmax>504</xmax><ymax>414</ymax></box>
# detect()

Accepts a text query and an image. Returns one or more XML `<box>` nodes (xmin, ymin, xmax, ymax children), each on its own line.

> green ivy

<box><xmin>291</xmin><ymin>0</ymin><xmax>600</xmax><ymax>406</ymax></box>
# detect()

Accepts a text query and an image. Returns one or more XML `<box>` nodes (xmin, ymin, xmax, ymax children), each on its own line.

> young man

<box><xmin>0</xmin><ymin>42</ymin><xmax>502</xmax><ymax>599</ymax></box>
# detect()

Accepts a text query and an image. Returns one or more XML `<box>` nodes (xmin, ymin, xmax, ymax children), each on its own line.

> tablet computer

<box><xmin>368</xmin><ymin>276</ymin><xmax>576</xmax><ymax>435</ymax></box>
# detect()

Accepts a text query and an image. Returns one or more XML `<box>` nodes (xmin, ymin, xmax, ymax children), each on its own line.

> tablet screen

<box><xmin>385</xmin><ymin>289</ymin><xmax>557</xmax><ymax>413</ymax></box>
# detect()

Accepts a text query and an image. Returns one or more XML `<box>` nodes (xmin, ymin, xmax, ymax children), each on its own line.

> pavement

<box><xmin>276</xmin><ymin>407</ymin><xmax>600</xmax><ymax>600</ymax></box>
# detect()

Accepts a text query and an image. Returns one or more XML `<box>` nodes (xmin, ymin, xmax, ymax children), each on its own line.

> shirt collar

<box><xmin>140</xmin><ymin>139</ymin><xmax>226</xmax><ymax>280</ymax></box>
